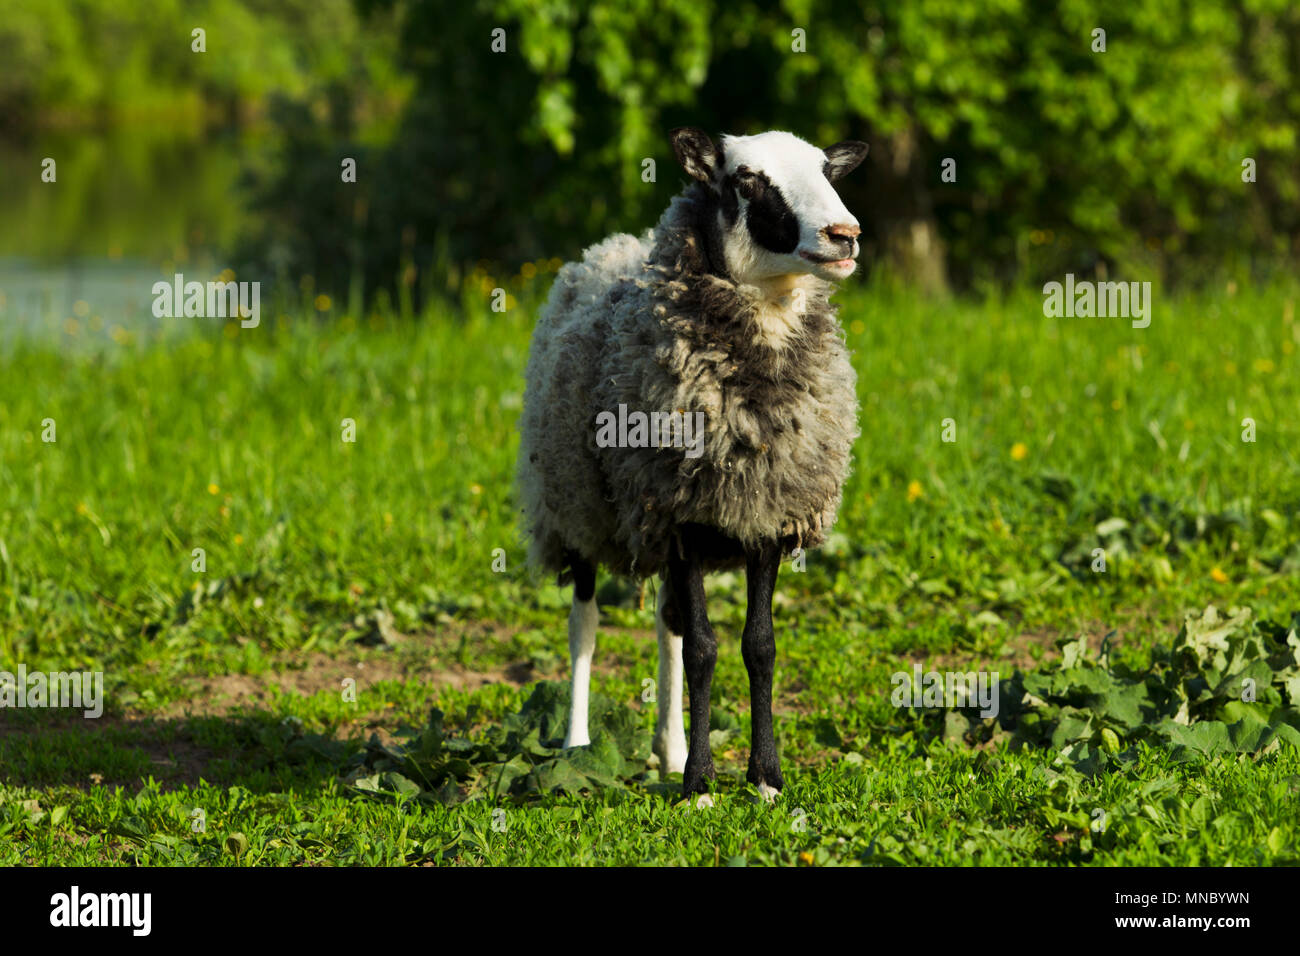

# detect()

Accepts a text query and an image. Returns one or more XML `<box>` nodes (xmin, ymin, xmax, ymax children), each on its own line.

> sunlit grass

<box><xmin>1</xmin><ymin>277</ymin><xmax>1298</xmax><ymax>864</ymax></box>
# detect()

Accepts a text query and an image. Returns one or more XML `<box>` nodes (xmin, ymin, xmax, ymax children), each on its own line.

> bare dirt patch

<box><xmin>905</xmin><ymin>612</ymin><xmax>1176</xmax><ymax>672</ymax></box>
<box><xmin>149</xmin><ymin>620</ymin><xmax>656</xmax><ymax>721</ymax></box>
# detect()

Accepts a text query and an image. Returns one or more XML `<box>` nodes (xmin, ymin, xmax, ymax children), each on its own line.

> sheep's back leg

<box><xmin>652</xmin><ymin>579</ymin><xmax>687</xmax><ymax>775</ymax></box>
<box><xmin>562</xmin><ymin>555</ymin><xmax>598</xmax><ymax>748</ymax></box>
<box><xmin>667</xmin><ymin>538</ymin><xmax>717</xmax><ymax>798</ymax></box>
<box><xmin>743</xmin><ymin>541</ymin><xmax>783</xmax><ymax>799</ymax></box>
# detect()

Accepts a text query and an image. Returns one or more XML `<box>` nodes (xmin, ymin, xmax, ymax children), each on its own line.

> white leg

<box><xmin>564</xmin><ymin>595</ymin><xmax>598</xmax><ymax>747</ymax></box>
<box><xmin>652</xmin><ymin>584</ymin><xmax>688</xmax><ymax>774</ymax></box>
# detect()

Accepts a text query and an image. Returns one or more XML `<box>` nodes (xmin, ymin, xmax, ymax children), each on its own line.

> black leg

<box><xmin>565</xmin><ymin>551</ymin><xmax>596</xmax><ymax>602</ymax></box>
<box><xmin>743</xmin><ymin>541</ymin><xmax>783</xmax><ymax>794</ymax></box>
<box><xmin>667</xmin><ymin>540</ymin><xmax>717</xmax><ymax>796</ymax></box>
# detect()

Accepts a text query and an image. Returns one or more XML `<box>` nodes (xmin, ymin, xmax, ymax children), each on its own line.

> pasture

<box><xmin>2</xmin><ymin>276</ymin><xmax>1298</xmax><ymax>865</ymax></box>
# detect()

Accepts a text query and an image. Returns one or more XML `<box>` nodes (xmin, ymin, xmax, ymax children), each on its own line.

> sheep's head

<box><xmin>670</xmin><ymin>128</ymin><xmax>868</xmax><ymax>286</ymax></box>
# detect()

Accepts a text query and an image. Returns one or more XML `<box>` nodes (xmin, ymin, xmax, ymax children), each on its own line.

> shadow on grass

<box><xmin>0</xmin><ymin>706</ymin><xmax>361</xmax><ymax>795</ymax></box>
<box><xmin>0</xmin><ymin>681</ymin><xmax>714</xmax><ymax>808</ymax></box>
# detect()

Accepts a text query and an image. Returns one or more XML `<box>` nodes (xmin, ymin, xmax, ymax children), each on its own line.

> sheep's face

<box><xmin>671</xmin><ymin>128</ymin><xmax>869</xmax><ymax>286</ymax></box>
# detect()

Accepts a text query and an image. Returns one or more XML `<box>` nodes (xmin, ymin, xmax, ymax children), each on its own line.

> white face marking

<box><xmin>715</xmin><ymin>131</ymin><xmax>860</xmax><ymax>287</ymax></box>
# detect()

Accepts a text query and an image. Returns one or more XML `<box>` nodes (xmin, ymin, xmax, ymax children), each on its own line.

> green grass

<box><xmin>2</xmin><ymin>273</ymin><xmax>1299</xmax><ymax>865</ymax></box>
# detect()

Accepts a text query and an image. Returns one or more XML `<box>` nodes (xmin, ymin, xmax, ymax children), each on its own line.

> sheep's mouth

<box><xmin>799</xmin><ymin>250</ymin><xmax>856</xmax><ymax>266</ymax></box>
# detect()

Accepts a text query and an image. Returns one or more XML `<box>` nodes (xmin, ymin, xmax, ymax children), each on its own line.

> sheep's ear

<box><xmin>670</xmin><ymin>127</ymin><xmax>722</xmax><ymax>184</ymax></box>
<box><xmin>823</xmin><ymin>141</ymin><xmax>869</xmax><ymax>181</ymax></box>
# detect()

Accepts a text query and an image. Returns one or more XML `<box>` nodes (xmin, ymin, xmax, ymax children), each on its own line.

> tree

<box><xmin>247</xmin><ymin>0</ymin><xmax>1300</xmax><ymax>301</ymax></box>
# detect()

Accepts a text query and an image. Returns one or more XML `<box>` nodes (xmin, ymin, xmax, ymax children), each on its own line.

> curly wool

<box><xmin>517</xmin><ymin>183</ymin><xmax>860</xmax><ymax>580</ymax></box>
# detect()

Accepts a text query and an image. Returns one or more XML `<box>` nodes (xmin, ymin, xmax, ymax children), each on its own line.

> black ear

<box><xmin>823</xmin><ymin>141</ymin><xmax>869</xmax><ymax>181</ymax></box>
<box><xmin>670</xmin><ymin>127</ymin><xmax>722</xmax><ymax>184</ymax></box>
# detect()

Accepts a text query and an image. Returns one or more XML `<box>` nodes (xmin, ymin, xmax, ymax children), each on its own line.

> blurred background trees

<box><xmin>4</xmin><ymin>0</ymin><xmax>1298</xmax><ymax>305</ymax></box>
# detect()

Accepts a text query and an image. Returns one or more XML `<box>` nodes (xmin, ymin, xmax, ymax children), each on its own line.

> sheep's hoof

<box><xmin>756</xmin><ymin>783</ymin><xmax>781</xmax><ymax>803</ymax></box>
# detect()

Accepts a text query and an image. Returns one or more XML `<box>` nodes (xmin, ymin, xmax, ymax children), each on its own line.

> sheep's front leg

<box><xmin>667</xmin><ymin>545</ymin><xmax>717</xmax><ymax>798</ymax></box>
<box><xmin>743</xmin><ymin>541</ymin><xmax>783</xmax><ymax>799</ymax></box>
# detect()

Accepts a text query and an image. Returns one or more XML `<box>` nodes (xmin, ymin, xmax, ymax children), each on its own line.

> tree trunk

<box><xmin>862</xmin><ymin>126</ymin><xmax>949</xmax><ymax>294</ymax></box>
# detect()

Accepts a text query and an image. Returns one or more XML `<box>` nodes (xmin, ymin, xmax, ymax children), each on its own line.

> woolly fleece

<box><xmin>517</xmin><ymin>184</ymin><xmax>860</xmax><ymax>580</ymax></box>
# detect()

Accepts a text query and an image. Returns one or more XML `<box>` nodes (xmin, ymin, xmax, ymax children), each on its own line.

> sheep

<box><xmin>516</xmin><ymin>128</ymin><xmax>868</xmax><ymax>802</ymax></box>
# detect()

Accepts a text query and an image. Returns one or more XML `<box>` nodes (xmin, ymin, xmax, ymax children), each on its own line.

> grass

<box><xmin>1</xmin><ymin>271</ymin><xmax>1299</xmax><ymax>865</ymax></box>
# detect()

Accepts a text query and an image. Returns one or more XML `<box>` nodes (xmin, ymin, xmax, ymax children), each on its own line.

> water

<box><xmin>0</xmin><ymin>125</ymin><xmax>264</xmax><ymax>347</ymax></box>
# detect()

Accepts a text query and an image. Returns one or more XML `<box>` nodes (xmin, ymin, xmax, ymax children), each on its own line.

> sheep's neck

<box><xmin>747</xmin><ymin>274</ymin><xmax>817</xmax><ymax>351</ymax></box>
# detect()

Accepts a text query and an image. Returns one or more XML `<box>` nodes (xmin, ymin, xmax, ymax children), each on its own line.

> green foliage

<box><xmin>349</xmin><ymin>602</ymin><xmax>1300</xmax><ymax>807</ymax></box>
<box><xmin>347</xmin><ymin>682</ymin><xmax>650</xmax><ymax>804</ymax></box>
<box><xmin>247</xmin><ymin>0</ymin><xmax>1300</xmax><ymax>297</ymax></box>
<box><xmin>958</xmin><ymin>605</ymin><xmax>1300</xmax><ymax>768</ymax></box>
<box><xmin>1055</xmin><ymin>494</ymin><xmax>1298</xmax><ymax>578</ymax></box>
<box><xmin>9</xmin><ymin>1</ymin><xmax>1297</xmax><ymax>291</ymax></box>
<box><xmin>0</xmin><ymin>0</ymin><xmax>405</xmax><ymax>125</ymax></box>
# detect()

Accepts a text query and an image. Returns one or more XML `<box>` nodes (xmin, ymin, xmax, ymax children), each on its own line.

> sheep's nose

<box><xmin>825</xmin><ymin>223</ymin><xmax>861</xmax><ymax>240</ymax></box>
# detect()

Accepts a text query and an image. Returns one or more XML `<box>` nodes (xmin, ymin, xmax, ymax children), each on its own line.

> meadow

<box><xmin>1</xmin><ymin>273</ymin><xmax>1298</xmax><ymax>865</ymax></box>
